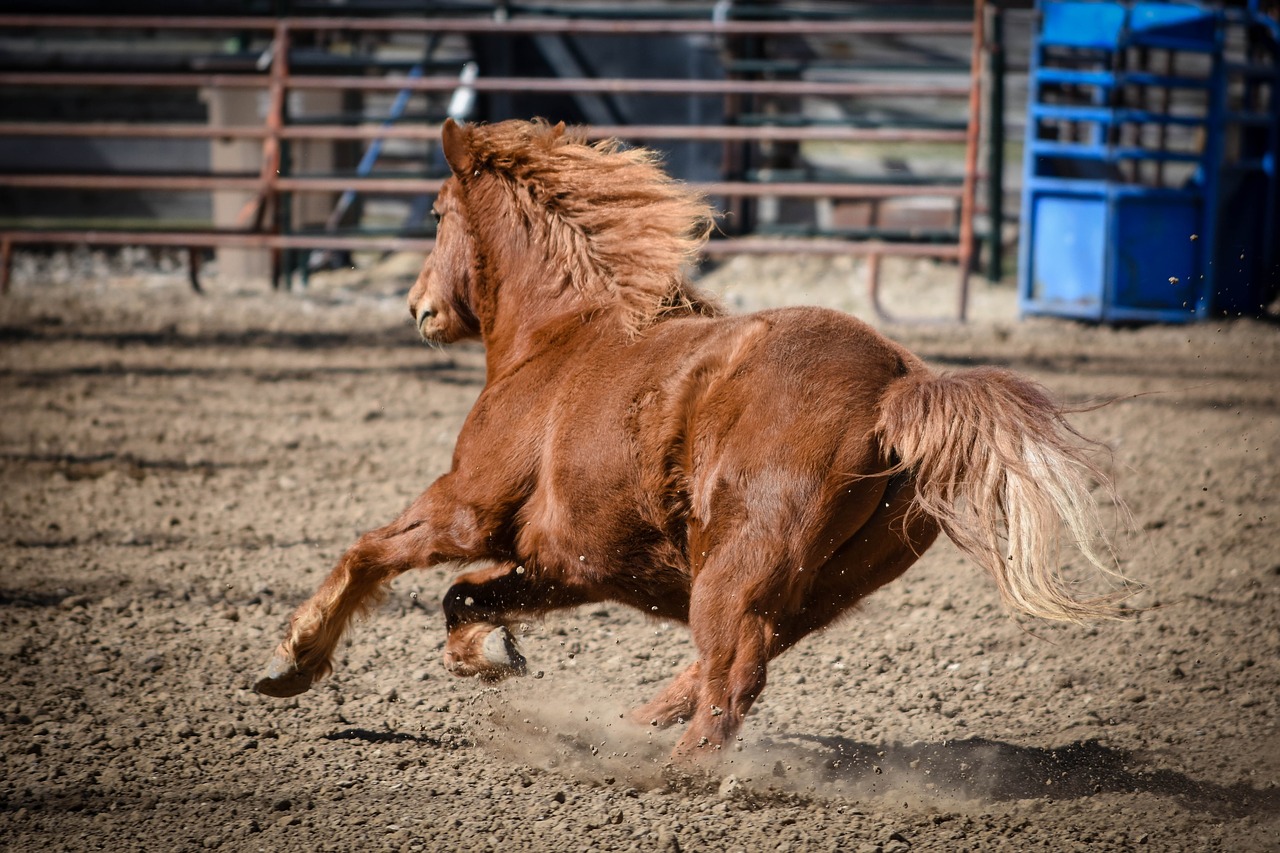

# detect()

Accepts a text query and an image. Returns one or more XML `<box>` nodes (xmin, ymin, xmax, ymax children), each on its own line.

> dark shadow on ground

<box><xmin>323</xmin><ymin>727</ymin><xmax>446</xmax><ymax>747</ymax></box>
<box><xmin>1</xmin><ymin>360</ymin><xmax>484</xmax><ymax>386</ymax></box>
<box><xmin>757</xmin><ymin>732</ymin><xmax>1279</xmax><ymax>819</ymax></box>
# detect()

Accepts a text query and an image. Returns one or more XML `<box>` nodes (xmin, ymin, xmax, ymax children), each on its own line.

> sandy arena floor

<box><xmin>1</xmin><ymin>252</ymin><xmax>1277</xmax><ymax>851</ymax></box>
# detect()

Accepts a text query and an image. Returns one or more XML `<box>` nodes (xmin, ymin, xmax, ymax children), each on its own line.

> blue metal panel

<box><xmin>1130</xmin><ymin>3</ymin><xmax>1218</xmax><ymax>49</ymax></box>
<box><xmin>1027</xmin><ymin>193</ymin><xmax>1107</xmax><ymax>318</ymax></box>
<box><xmin>1112</xmin><ymin>194</ymin><xmax>1202</xmax><ymax>318</ymax></box>
<box><xmin>1041</xmin><ymin>3</ymin><xmax>1127</xmax><ymax>48</ymax></box>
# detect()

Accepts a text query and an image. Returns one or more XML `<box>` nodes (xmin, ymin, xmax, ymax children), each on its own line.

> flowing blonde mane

<box><xmin>466</xmin><ymin>119</ymin><xmax>722</xmax><ymax>335</ymax></box>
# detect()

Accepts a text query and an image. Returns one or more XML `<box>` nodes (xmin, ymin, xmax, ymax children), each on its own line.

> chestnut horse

<box><xmin>256</xmin><ymin>118</ymin><xmax>1132</xmax><ymax>762</ymax></box>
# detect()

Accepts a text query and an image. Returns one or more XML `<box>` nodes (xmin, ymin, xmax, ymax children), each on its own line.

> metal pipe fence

<box><xmin>0</xmin><ymin>8</ymin><xmax>985</xmax><ymax>319</ymax></box>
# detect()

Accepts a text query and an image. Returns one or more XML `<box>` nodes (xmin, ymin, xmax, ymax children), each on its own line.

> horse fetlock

<box><xmin>443</xmin><ymin>590</ymin><xmax>489</xmax><ymax>627</ymax></box>
<box><xmin>443</xmin><ymin>622</ymin><xmax>527</xmax><ymax>681</ymax></box>
<box><xmin>253</xmin><ymin>646</ymin><xmax>315</xmax><ymax>698</ymax></box>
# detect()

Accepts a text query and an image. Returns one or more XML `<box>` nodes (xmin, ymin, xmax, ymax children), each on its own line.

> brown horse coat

<box><xmin>256</xmin><ymin>119</ymin><xmax>1133</xmax><ymax>762</ymax></box>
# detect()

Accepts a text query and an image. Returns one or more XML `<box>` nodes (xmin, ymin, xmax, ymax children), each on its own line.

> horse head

<box><xmin>408</xmin><ymin>118</ymin><xmax>720</xmax><ymax>348</ymax></box>
<box><xmin>407</xmin><ymin>119</ymin><xmax>483</xmax><ymax>344</ymax></box>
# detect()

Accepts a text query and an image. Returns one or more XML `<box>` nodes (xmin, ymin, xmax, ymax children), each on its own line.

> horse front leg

<box><xmin>440</xmin><ymin>562</ymin><xmax>594</xmax><ymax>681</ymax></box>
<box><xmin>253</xmin><ymin>526</ymin><xmax>433</xmax><ymax>696</ymax></box>
<box><xmin>255</xmin><ymin>482</ymin><xmax>486</xmax><ymax>698</ymax></box>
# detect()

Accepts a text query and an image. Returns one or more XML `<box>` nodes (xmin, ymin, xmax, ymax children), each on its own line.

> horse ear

<box><xmin>441</xmin><ymin>118</ymin><xmax>474</xmax><ymax>177</ymax></box>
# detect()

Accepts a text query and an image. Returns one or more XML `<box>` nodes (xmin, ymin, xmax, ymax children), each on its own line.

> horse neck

<box><xmin>475</xmin><ymin>237</ymin><xmax>591</xmax><ymax>374</ymax></box>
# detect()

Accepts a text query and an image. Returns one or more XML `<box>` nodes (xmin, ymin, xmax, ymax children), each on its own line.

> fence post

<box><xmin>1</xmin><ymin>234</ymin><xmax>12</xmax><ymax>294</ymax></box>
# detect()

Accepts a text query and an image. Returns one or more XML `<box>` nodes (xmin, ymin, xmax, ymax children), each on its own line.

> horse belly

<box><xmin>514</xmin><ymin>472</ymin><xmax>694</xmax><ymax>621</ymax></box>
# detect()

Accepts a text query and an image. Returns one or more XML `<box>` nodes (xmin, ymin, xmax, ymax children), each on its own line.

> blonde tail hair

<box><xmin>876</xmin><ymin>366</ymin><xmax>1137</xmax><ymax>622</ymax></box>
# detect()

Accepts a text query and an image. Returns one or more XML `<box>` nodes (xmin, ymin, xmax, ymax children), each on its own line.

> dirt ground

<box><xmin>1</xmin><ymin>251</ymin><xmax>1278</xmax><ymax>852</ymax></box>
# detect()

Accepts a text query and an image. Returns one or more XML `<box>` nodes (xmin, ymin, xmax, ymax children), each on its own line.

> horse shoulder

<box><xmin>442</xmin><ymin>371</ymin><xmax>553</xmax><ymax>518</ymax></box>
<box><xmin>500</xmin><ymin>319</ymin><xmax>745</xmax><ymax>568</ymax></box>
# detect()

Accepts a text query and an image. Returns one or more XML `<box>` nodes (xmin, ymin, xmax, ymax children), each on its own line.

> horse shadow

<box><xmin>347</xmin><ymin>695</ymin><xmax>1278</xmax><ymax>821</ymax></box>
<box><xmin>323</xmin><ymin>727</ymin><xmax>445</xmax><ymax>747</ymax></box>
<box><xmin>740</xmin><ymin>732</ymin><xmax>1279</xmax><ymax>819</ymax></box>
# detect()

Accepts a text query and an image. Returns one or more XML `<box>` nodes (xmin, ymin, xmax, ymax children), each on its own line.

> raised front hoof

<box><xmin>443</xmin><ymin>623</ymin><xmax>527</xmax><ymax>682</ymax></box>
<box><xmin>253</xmin><ymin>652</ymin><xmax>314</xmax><ymax>698</ymax></box>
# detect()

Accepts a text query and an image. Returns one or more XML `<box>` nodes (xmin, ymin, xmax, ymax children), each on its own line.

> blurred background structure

<box><xmin>1020</xmin><ymin>1</ymin><xmax>1278</xmax><ymax>322</ymax></box>
<box><xmin>0</xmin><ymin>1</ymin><xmax>1276</xmax><ymax>321</ymax></box>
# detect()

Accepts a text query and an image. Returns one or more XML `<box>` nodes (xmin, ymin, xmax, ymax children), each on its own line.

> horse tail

<box><xmin>875</xmin><ymin>365</ymin><xmax>1135</xmax><ymax>623</ymax></box>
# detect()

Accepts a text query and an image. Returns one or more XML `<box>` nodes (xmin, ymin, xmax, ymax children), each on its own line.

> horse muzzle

<box><xmin>412</xmin><ymin>303</ymin><xmax>443</xmax><ymax>342</ymax></box>
<box><xmin>416</xmin><ymin>307</ymin><xmax>436</xmax><ymax>332</ymax></box>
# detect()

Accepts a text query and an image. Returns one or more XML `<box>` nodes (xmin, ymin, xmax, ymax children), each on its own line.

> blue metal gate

<box><xmin>1019</xmin><ymin>1</ymin><xmax>1279</xmax><ymax>323</ymax></box>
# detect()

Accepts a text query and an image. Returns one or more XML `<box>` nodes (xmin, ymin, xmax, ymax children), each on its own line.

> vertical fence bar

<box><xmin>957</xmin><ymin>0</ymin><xmax>987</xmax><ymax>320</ymax></box>
<box><xmin>986</xmin><ymin>1</ymin><xmax>1006</xmax><ymax>283</ymax></box>
<box><xmin>0</xmin><ymin>234</ymin><xmax>12</xmax><ymax>294</ymax></box>
<box><xmin>186</xmin><ymin>246</ymin><xmax>203</xmax><ymax>293</ymax></box>
<box><xmin>264</xmin><ymin>22</ymin><xmax>289</xmax><ymax>290</ymax></box>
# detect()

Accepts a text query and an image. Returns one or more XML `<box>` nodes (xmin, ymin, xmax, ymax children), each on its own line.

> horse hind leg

<box><xmin>632</xmin><ymin>661</ymin><xmax>702</xmax><ymax>728</ymax></box>
<box><xmin>774</xmin><ymin>472</ymin><xmax>940</xmax><ymax>654</ymax></box>
<box><xmin>440</xmin><ymin>561</ymin><xmax>595</xmax><ymax>681</ymax></box>
<box><xmin>655</xmin><ymin>474</ymin><xmax>938</xmax><ymax>762</ymax></box>
<box><xmin>671</xmin><ymin>602</ymin><xmax>772</xmax><ymax>763</ymax></box>
<box><xmin>629</xmin><ymin>471</ymin><xmax>890</xmax><ymax>732</ymax></box>
<box><xmin>662</xmin><ymin>538</ymin><xmax>785</xmax><ymax>763</ymax></box>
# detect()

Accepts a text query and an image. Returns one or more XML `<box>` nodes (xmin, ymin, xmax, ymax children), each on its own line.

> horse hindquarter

<box><xmin>650</xmin><ymin>309</ymin><xmax>936</xmax><ymax>757</ymax></box>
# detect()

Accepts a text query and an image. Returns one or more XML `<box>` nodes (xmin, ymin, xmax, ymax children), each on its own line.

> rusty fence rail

<box><xmin>0</xmin><ymin>8</ymin><xmax>984</xmax><ymax>318</ymax></box>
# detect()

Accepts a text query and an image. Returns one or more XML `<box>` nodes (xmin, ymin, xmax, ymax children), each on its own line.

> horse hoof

<box><xmin>253</xmin><ymin>652</ymin><xmax>314</xmax><ymax>698</ymax></box>
<box><xmin>480</xmin><ymin>626</ymin><xmax>527</xmax><ymax>680</ymax></box>
<box><xmin>444</xmin><ymin>623</ymin><xmax>527</xmax><ymax>681</ymax></box>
